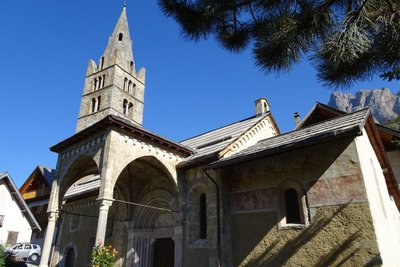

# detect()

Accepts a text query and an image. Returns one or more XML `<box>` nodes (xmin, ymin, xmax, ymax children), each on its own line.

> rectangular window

<box><xmin>0</xmin><ymin>215</ymin><xmax>4</xmax><ymax>227</ymax></box>
<box><xmin>6</xmin><ymin>231</ymin><xmax>18</xmax><ymax>245</ymax></box>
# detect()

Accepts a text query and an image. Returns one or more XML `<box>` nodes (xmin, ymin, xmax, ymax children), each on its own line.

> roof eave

<box><xmin>178</xmin><ymin>152</ymin><xmax>220</xmax><ymax>170</ymax></box>
<box><xmin>207</xmin><ymin>125</ymin><xmax>362</xmax><ymax>170</ymax></box>
<box><xmin>51</xmin><ymin>115</ymin><xmax>193</xmax><ymax>156</ymax></box>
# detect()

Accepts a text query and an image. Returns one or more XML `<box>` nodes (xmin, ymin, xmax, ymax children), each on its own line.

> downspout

<box><xmin>204</xmin><ymin>169</ymin><xmax>221</xmax><ymax>267</ymax></box>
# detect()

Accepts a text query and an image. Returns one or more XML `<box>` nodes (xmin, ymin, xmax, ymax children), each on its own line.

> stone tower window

<box><xmin>100</xmin><ymin>57</ymin><xmax>104</xmax><ymax>70</ymax></box>
<box><xmin>128</xmin><ymin>81</ymin><xmax>132</xmax><ymax>93</ymax></box>
<box><xmin>128</xmin><ymin>102</ymin><xmax>133</xmax><ymax>116</ymax></box>
<box><xmin>97</xmin><ymin>96</ymin><xmax>101</xmax><ymax>111</ymax></box>
<box><xmin>118</xmin><ymin>33</ymin><xmax>123</xmax><ymax>41</ymax></box>
<box><xmin>102</xmin><ymin>74</ymin><xmax>106</xmax><ymax>88</ymax></box>
<box><xmin>123</xmin><ymin>99</ymin><xmax>129</xmax><ymax>115</ymax></box>
<box><xmin>91</xmin><ymin>98</ymin><xmax>96</xmax><ymax>113</ymax></box>
<box><xmin>123</xmin><ymin>78</ymin><xmax>128</xmax><ymax>91</ymax></box>
<box><xmin>130</xmin><ymin>61</ymin><xmax>134</xmax><ymax>73</ymax></box>
<box><xmin>199</xmin><ymin>193</ymin><xmax>207</xmax><ymax>239</ymax></box>
<box><xmin>131</xmin><ymin>83</ymin><xmax>136</xmax><ymax>95</ymax></box>
<box><xmin>91</xmin><ymin>97</ymin><xmax>100</xmax><ymax>113</ymax></box>
<box><xmin>93</xmin><ymin>78</ymin><xmax>98</xmax><ymax>91</ymax></box>
<box><xmin>98</xmin><ymin>76</ymin><xmax>103</xmax><ymax>90</ymax></box>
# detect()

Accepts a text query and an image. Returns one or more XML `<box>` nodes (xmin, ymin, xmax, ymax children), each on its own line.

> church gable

<box><xmin>219</xmin><ymin>114</ymin><xmax>279</xmax><ymax>159</ymax></box>
<box><xmin>180</xmin><ymin>98</ymin><xmax>280</xmax><ymax>167</ymax></box>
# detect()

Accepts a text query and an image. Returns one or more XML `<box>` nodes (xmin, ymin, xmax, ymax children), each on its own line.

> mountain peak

<box><xmin>328</xmin><ymin>88</ymin><xmax>400</xmax><ymax>124</ymax></box>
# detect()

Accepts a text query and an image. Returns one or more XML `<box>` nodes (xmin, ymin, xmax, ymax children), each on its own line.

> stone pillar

<box><xmin>173</xmin><ymin>226</ymin><xmax>183</xmax><ymax>267</ymax></box>
<box><xmin>38</xmin><ymin>211</ymin><xmax>58</xmax><ymax>267</ymax></box>
<box><xmin>95</xmin><ymin>199</ymin><xmax>113</xmax><ymax>245</ymax></box>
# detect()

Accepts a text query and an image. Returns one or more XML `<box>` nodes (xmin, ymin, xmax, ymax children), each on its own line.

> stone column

<box><xmin>38</xmin><ymin>211</ymin><xmax>58</xmax><ymax>267</ymax></box>
<box><xmin>173</xmin><ymin>226</ymin><xmax>183</xmax><ymax>267</ymax></box>
<box><xmin>95</xmin><ymin>199</ymin><xmax>113</xmax><ymax>244</ymax></box>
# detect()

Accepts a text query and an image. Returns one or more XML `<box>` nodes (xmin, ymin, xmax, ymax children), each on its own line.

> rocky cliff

<box><xmin>328</xmin><ymin>88</ymin><xmax>400</xmax><ymax>124</ymax></box>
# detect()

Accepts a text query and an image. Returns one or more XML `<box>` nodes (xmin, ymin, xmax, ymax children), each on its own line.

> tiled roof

<box><xmin>180</xmin><ymin>114</ymin><xmax>268</xmax><ymax>161</ymax></box>
<box><xmin>210</xmin><ymin>109</ymin><xmax>370</xmax><ymax>168</ymax></box>
<box><xmin>64</xmin><ymin>175</ymin><xmax>100</xmax><ymax>200</ymax></box>
<box><xmin>38</xmin><ymin>166</ymin><xmax>56</xmax><ymax>186</ymax></box>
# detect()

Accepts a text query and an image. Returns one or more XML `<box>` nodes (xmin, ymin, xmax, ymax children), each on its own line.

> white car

<box><xmin>7</xmin><ymin>243</ymin><xmax>41</xmax><ymax>262</ymax></box>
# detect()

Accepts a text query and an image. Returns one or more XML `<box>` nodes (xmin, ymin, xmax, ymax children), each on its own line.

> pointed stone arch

<box><xmin>106</xmin><ymin>154</ymin><xmax>179</xmax><ymax>200</ymax></box>
<box><xmin>109</xmin><ymin>155</ymin><xmax>181</xmax><ymax>267</ymax></box>
<box><xmin>58</xmin><ymin>154</ymin><xmax>100</xmax><ymax>204</ymax></box>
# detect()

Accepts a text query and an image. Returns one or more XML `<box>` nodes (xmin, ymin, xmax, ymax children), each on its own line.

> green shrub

<box><xmin>91</xmin><ymin>241</ymin><xmax>118</xmax><ymax>267</ymax></box>
<box><xmin>0</xmin><ymin>245</ymin><xmax>17</xmax><ymax>267</ymax></box>
<box><xmin>0</xmin><ymin>245</ymin><xmax>5</xmax><ymax>267</ymax></box>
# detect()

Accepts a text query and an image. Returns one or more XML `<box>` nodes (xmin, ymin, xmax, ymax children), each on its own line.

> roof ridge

<box><xmin>180</xmin><ymin>113</ymin><xmax>268</xmax><ymax>143</ymax></box>
<box><xmin>258</xmin><ymin>108</ymin><xmax>370</xmax><ymax>144</ymax></box>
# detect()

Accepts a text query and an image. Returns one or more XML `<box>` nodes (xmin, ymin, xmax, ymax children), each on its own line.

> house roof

<box><xmin>51</xmin><ymin>115</ymin><xmax>193</xmax><ymax>156</ymax></box>
<box><xmin>38</xmin><ymin>166</ymin><xmax>56</xmax><ymax>186</ymax></box>
<box><xmin>297</xmin><ymin>102</ymin><xmax>400</xmax><ymax>151</ymax></box>
<box><xmin>180</xmin><ymin>113</ymin><xmax>272</xmax><ymax>166</ymax></box>
<box><xmin>0</xmin><ymin>172</ymin><xmax>41</xmax><ymax>231</ymax></box>
<box><xmin>19</xmin><ymin>166</ymin><xmax>55</xmax><ymax>199</ymax></box>
<box><xmin>209</xmin><ymin>109</ymin><xmax>370</xmax><ymax>169</ymax></box>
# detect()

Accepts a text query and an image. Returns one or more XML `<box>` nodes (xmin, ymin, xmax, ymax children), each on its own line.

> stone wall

<box><xmin>54</xmin><ymin>197</ymin><xmax>98</xmax><ymax>267</ymax></box>
<box><xmin>231</xmin><ymin>204</ymin><xmax>378</xmax><ymax>266</ymax></box>
<box><xmin>223</xmin><ymin>136</ymin><xmax>380</xmax><ymax>266</ymax></box>
<box><xmin>180</xmin><ymin>167</ymin><xmax>219</xmax><ymax>267</ymax></box>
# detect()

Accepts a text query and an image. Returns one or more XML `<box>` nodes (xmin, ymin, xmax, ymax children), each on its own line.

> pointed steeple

<box><xmin>76</xmin><ymin>5</ymin><xmax>146</xmax><ymax>133</ymax></box>
<box><xmin>101</xmin><ymin>5</ymin><xmax>135</xmax><ymax>74</ymax></box>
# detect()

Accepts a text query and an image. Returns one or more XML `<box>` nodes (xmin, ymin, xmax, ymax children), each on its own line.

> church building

<box><xmin>38</xmin><ymin>5</ymin><xmax>400</xmax><ymax>267</ymax></box>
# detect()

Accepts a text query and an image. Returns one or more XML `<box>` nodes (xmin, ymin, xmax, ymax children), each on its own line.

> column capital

<box><xmin>96</xmin><ymin>198</ymin><xmax>114</xmax><ymax>210</ymax></box>
<box><xmin>48</xmin><ymin>211</ymin><xmax>58</xmax><ymax>221</ymax></box>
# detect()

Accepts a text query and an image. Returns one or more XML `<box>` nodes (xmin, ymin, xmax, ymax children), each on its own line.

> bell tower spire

<box><xmin>76</xmin><ymin>5</ymin><xmax>146</xmax><ymax>133</ymax></box>
<box><xmin>101</xmin><ymin>5</ymin><xmax>135</xmax><ymax>73</ymax></box>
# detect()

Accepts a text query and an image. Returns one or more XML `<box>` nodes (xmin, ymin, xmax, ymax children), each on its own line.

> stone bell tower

<box><xmin>76</xmin><ymin>5</ymin><xmax>145</xmax><ymax>132</ymax></box>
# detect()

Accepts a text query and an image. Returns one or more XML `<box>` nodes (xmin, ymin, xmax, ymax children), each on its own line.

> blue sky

<box><xmin>1</xmin><ymin>0</ymin><xmax>400</xmax><ymax>187</ymax></box>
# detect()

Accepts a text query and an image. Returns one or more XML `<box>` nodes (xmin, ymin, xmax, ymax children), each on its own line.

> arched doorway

<box><xmin>64</xmin><ymin>247</ymin><xmax>75</xmax><ymax>267</ymax></box>
<box><xmin>153</xmin><ymin>238</ymin><xmax>174</xmax><ymax>267</ymax></box>
<box><xmin>112</xmin><ymin>156</ymin><xmax>181</xmax><ymax>267</ymax></box>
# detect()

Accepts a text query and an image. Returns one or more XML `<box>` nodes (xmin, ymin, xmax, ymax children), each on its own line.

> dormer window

<box><xmin>118</xmin><ymin>33</ymin><xmax>123</xmax><ymax>41</ymax></box>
